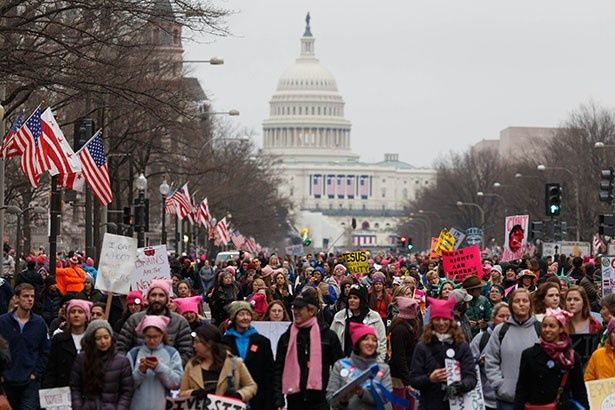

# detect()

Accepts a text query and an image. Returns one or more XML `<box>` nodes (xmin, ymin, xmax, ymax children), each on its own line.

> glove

<box><xmin>225</xmin><ymin>389</ymin><xmax>242</xmax><ymax>400</ymax></box>
<box><xmin>444</xmin><ymin>382</ymin><xmax>464</xmax><ymax>399</ymax></box>
<box><xmin>191</xmin><ymin>389</ymin><xmax>208</xmax><ymax>400</ymax></box>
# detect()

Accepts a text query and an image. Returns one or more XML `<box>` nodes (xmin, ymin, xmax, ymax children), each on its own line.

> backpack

<box><xmin>498</xmin><ymin>320</ymin><xmax>541</xmax><ymax>345</ymax></box>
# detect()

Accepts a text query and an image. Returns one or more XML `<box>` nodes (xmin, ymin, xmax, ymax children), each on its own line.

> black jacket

<box><xmin>389</xmin><ymin>320</ymin><xmax>418</xmax><ymax>385</ymax></box>
<box><xmin>43</xmin><ymin>331</ymin><xmax>78</xmax><ymax>388</ymax></box>
<box><xmin>223</xmin><ymin>331</ymin><xmax>275</xmax><ymax>410</ymax></box>
<box><xmin>273</xmin><ymin>320</ymin><xmax>343</xmax><ymax>409</ymax></box>
<box><xmin>514</xmin><ymin>344</ymin><xmax>589</xmax><ymax>410</ymax></box>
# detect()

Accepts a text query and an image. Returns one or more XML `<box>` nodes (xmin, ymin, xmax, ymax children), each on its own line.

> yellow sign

<box><xmin>342</xmin><ymin>250</ymin><xmax>370</xmax><ymax>274</ymax></box>
<box><xmin>586</xmin><ymin>377</ymin><xmax>615</xmax><ymax>410</ymax></box>
<box><xmin>436</xmin><ymin>229</ymin><xmax>455</xmax><ymax>254</ymax></box>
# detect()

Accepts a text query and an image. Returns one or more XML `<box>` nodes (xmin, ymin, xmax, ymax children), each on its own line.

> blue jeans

<box><xmin>497</xmin><ymin>400</ymin><xmax>514</xmax><ymax>410</ymax></box>
<box><xmin>4</xmin><ymin>380</ymin><xmax>40</xmax><ymax>410</ymax></box>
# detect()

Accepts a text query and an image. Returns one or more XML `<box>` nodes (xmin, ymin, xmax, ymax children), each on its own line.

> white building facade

<box><xmin>262</xmin><ymin>16</ymin><xmax>437</xmax><ymax>251</ymax></box>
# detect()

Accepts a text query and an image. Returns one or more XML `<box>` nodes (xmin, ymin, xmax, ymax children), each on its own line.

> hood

<box><xmin>505</xmin><ymin>314</ymin><xmax>537</xmax><ymax>328</ymax></box>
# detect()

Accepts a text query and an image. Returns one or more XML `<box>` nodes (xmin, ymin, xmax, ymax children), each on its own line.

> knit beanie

<box><xmin>334</xmin><ymin>264</ymin><xmax>347</xmax><ymax>274</ymax></box>
<box><xmin>83</xmin><ymin>319</ymin><xmax>113</xmax><ymax>341</ymax></box>
<box><xmin>147</xmin><ymin>279</ymin><xmax>172</xmax><ymax>298</ymax></box>
<box><xmin>227</xmin><ymin>301</ymin><xmax>253</xmax><ymax>322</ymax></box>
<box><xmin>173</xmin><ymin>295</ymin><xmax>203</xmax><ymax>315</ymax></box>
<box><xmin>66</xmin><ymin>299</ymin><xmax>93</xmax><ymax>322</ymax></box>
<box><xmin>349</xmin><ymin>322</ymin><xmax>377</xmax><ymax>347</ymax></box>
<box><xmin>348</xmin><ymin>285</ymin><xmax>368</xmax><ymax>307</ymax></box>
<box><xmin>396</xmin><ymin>296</ymin><xmax>419</xmax><ymax>320</ymax></box>
<box><xmin>372</xmin><ymin>272</ymin><xmax>386</xmax><ymax>284</ymax></box>
<box><xmin>427</xmin><ymin>297</ymin><xmax>456</xmax><ymax>321</ymax></box>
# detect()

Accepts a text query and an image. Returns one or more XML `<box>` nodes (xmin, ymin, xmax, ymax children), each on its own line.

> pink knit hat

<box><xmin>349</xmin><ymin>322</ymin><xmax>377</xmax><ymax>347</ymax></box>
<box><xmin>135</xmin><ymin>315</ymin><xmax>171</xmax><ymax>334</ymax></box>
<box><xmin>173</xmin><ymin>295</ymin><xmax>202</xmax><ymax>315</ymax></box>
<box><xmin>427</xmin><ymin>297</ymin><xmax>456</xmax><ymax>321</ymax></box>
<box><xmin>67</xmin><ymin>299</ymin><xmax>93</xmax><ymax>322</ymax></box>
<box><xmin>147</xmin><ymin>279</ymin><xmax>172</xmax><ymax>297</ymax></box>
<box><xmin>126</xmin><ymin>290</ymin><xmax>143</xmax><ymax>306</ymax></box>
<box><xmin>396</xmin><ymin>296</ymin><xmax>419</xmax><ymax>320</ymax></box>
<box><xmin>260</xmin><ymin>265</ymin><xmax>274</xmax><ymax>278</ymax></box>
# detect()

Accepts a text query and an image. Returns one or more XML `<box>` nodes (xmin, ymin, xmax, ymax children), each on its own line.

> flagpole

<box><xmin>74</xmin><ymin>129</ymin><xmax>102</xmax><ymax>155</ymax></box>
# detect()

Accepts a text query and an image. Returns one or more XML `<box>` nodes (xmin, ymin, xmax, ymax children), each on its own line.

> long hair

<box><xmin>532</xmin><ymin>282</ymin><xmax>561</xmax><ymax>315</ymax></box>
<box><xmin>421</xmin><ymin>320</ymin><xmax>466</xmax><ymax>345</ymax></box>
<box><xmin>263</xmin><ymin>300</ymin><xmax>290</xmax><ymax>321</ymax></box>
<box><xmin>565</xmin><ymin>286</ymin><xmax>591</xmax><ymax>333</ymax></box>
<box><xmin>83</xmin><ymin>331</ymin><xmax>116</xmax><ymax>395</ymax></box>
<box><xmin>190</xmin><ymin>324</ymin><xmax>228</xmax><ymax>373</ymax></box>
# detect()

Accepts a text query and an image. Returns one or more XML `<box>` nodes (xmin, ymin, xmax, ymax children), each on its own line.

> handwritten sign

<box><xmin>586</xmin><ymin>377</ymin><xmax>615</xmax><ymax>410</ymax></box>
<box><xmin>442</xmin><ymin>245</ymin><xmax>482</xmax><ymax>282</ymax></box>
<box><xmin>39</xmin><ymin>387</ymin><xmax>71</xmax><ymax>409</ymax></box>
<box><xmin>342</xmin><ymin>250</ymin><xmax>369</xmax><ymax>274</ymax></box>
<box><xmin>501</xmin><ymin>215</ymin><xmax>529</xmax><ymax>262</ymax></box>
<box><xmin>95</xmin><ymin>233</ymin><xmax>137</xmax><ymax>295</ymax></box>
<box><xmin>449</xmin><ymin>227</ymin><xmax>466</xmax><ymax>250</ymax></box>
<box><xmin>165</xmin><ymin>394</ymin><xmax>246</xmax><ymax>410</ymax></box>
<box><xmin>252</xmin><ymin>321</ymin><xmax>290</xmax><ymax>359</ymax></box>
<box><xmin>131</xmin><ymin>245</ymin><xmax>171</xmax><ymax>292</ymax></box>
<box><xmin>436</xmin><ymin>229</ymin><xmax>456</xmax><ymax>254</ymax></box>
<box><xmin>429</xmin><ymin>237</ymin><xmax>440</xmax><ymax>260</ymax></box>
<box><xmin>284</xmin><ymin>244</ymin><xmax>305</xmax><ymax>256</ymax></box>
<box><xmin>446</xmin><ymin>359</ymin><xmax>485</xmax><ymax>410</ymax></box>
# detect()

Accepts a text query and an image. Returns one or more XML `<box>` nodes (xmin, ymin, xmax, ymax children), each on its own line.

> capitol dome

<box><xmin>262</xmin><ymin>14</ymin><xmax>357</xmax><ymax>163</ymax></box>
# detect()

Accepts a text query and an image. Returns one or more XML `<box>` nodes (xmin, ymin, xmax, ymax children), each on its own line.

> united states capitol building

<box><xmin>262</xmin><ymin>15</ymin><xmax>436</xmax><ymax>250</ymax></box>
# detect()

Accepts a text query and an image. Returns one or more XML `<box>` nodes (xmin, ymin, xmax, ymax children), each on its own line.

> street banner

<box><xmin>446</xmin><ymin>359</ymin><xmax>485</xmax><ymax>410</ymax></box>
<box><xmin>252</xmin><ymin>321</ymin><xmax>290</xmax><ymax>359</ymax></box>
<box><xmin>131</xmin><ymin>245</ymin><xmax>171</xmax><ymax>293</ymax></box>
<box><xmin>284</xmin><ymin>244</ymin><xmax>305</xmax><ymax>256</ymax></box>
<box><xmin>601</xmin><ymin>256</ymin><xmax>615</xmax><ymax>297</ymax></box>
<box><xmin>95</xmin><ymin>233</ymin><xmax>137</xmax><ymax>295</ymax></box>
<box><xmin>449</xmin><ymin>227</ymin><xmax>466</xmax><ymax>250</ymax></box>
<box><xmin>586</xmin><ymin>377</ymin><xmax>615</xmax><ymax>410</ymax></box>
<box><xmin>501</xmin><ymin>215</ymin><xmax>529</xmax><ymax>262</ymax></box>
<box><xmin>342</xmin><ymin>250</ymin><xmax>369</xmax><ymax>274</ymax></box>
<box><xmin>442</xmin><ymin>245</ymin><xmax>482</xmax><ymax>282</ymax></box>
<box><xmin>436</xmin><ymin>229</ymin><xmax>455</xmax><ymax>255</ymax></box>
<box><xmin>542</xmin><ymin>242</ymin><xmax>560</xmax><ymax>258</ymax></box>
<box><xmin>429</xmin><ymin>237</ymin><xmax>439</xmax><ymax>260</ymax></box>
<box><xmin>560</xmin><ymin>241</ymin><xmax>591</xmax><ymax>257</ymax></box>
<box><xmin>465</xmin><ymin>227</ymin><xmax>483</xmax><ymax>247</ymax></box>
<box><xmin>165</xmin><ymin>394</ymin><xmax>246</xmax><ymax>410</ymax></box>
<box><xmin>39</xmin><ymin>387</ymin><xmax>71</xmax><ymax>409</ymax></box>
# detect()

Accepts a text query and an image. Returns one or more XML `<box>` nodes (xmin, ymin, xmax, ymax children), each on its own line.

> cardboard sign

<box><xmin>342</xmin><ymin>250</ymin><xmax>369</xmax><ymax>274</ymax></box>
<box><xmin>442</xmin><ymin>245</ymin><xmax>482</xmax><ymax>282</ymax></box>
<box><xmin>542</xmin><ymin>242</ymin><xmax>560</xmax><ymax>258</ymax></box>
<box><xmin>560</xmin><ymin>241</ymin><xmax>591</xmax><ymax>257</ymax></box>
<box><xmin>95</xmin><ymin>233</ymin><xmax>137</xmax><ymax>295</ymax></box>
<box><xmin>465</xmin><ymin>227</ymin><xmax>483</xmax><ymax>247</ymax></box>
<box><xmin>586</xmin><ymin>377</ymin><xmax>615</xmax><ymax>410</ymax></box>
<box><xmin>131</xmin><ymin>245</ymin><xmax>171</xmax><ymax>292</ymax></box>
<box><xmin>446</xmin><ymin>359</ymin><xmax>485</xmax><ymax>410</ymax></box>
<box><xmin>436</xmin><ymin>229</ymin><xmax>455</xmax><ymax>254</ymax></box>
<box><xmin>284</xmin><ymin>244</ymin><xmax>305</xmax><ymax>256</ymax></box>
<box><xmin>39</xmin><ymin>387</ymin><xmax>71</xmax><ymax>409</ymax></box>
<box><xmin>165</xmin><ymin>394</ymin><xmax>246</xmax><ymax>410</ymax></box>
<box><xmin>251</xmin><ymin>321</ymin><xmax>290</xmax><ymax>359</ymax></box>
<box><xmin>429</xmin><ymin>237</ymin><xmax>440</xmax><ymax>260</ymax></box>
<box><xmin>501</xmin><ymin>215</ymin><xmax>529</xmax><ymax>262</ymax></box>
<box><xmin>449</xmin><ymin>227</ymin><xmax>466</xmax><ymax>250</ymax></box>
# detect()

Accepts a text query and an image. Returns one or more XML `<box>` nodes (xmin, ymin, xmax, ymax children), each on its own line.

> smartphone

<box><xmin>146</xmin><ymin>356</ymin><xmax>158</xmax><ymax>361</ymax></box>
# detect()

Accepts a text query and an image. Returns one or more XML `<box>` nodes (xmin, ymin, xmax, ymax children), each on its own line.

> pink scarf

<box><xmin>282</xmin><ymin>316</ymin><xmax>322</xmax><ymax>394</ymax></box>
<box><xmin>540</xmin><ymin>336</ymin><xmax>575</xmax><ymax>370</ymax></box>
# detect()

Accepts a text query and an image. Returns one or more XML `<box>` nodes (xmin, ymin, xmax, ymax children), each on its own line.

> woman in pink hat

<box><xmin>114</xmin><ymin>291</ymin><xmax>144</xmax><ymax>333</ymax></box>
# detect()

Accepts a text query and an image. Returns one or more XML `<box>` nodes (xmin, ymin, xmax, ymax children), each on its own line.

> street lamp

<box><xmin>1</xmin><ymin>205</ymin><xmax>46</xmax><ymax>271</ymax></box>
<box><xmin>159</xmin><ymin>179</ymin><xmax>170</xmax><ymax>247</ymax></box>
<box><xmin>456</xmin><ymin>201</ymin><xmax>485</xmax><ymax>231</ymax></box>
<box><xmin>409</xmin><ymin>212</ymin><xmax>432</xmax><ymax>238</ymax></box>
<box><xmin>594</xmin><ymin>141</ymin><xmax>615</xmax><ymax>149</ymax></box>
<box><xmin>135</xmin><ymin>173</ymin><xmax>147</xmax><ymax>248</ymax></box>
<box><xmin>183</xmin><ymin>57</ymin><xmax>224</xmax><ymax>65</ymax></box>
<box><xmin>537</xmin><ymin>164</ymin><xmax>580</xmax><ymax>241</ymax></box>
<box><xmin>477</xmin><ymin>191</ymin><xmax>505</xmax><ymax>202</ymax></box>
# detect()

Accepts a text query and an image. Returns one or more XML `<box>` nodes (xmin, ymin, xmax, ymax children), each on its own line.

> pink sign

<box><xmin>501</xmin><ymin>215</ymin><xmax>529</xmax><ymax>262</ymax></box>
<box><xmin>442</xmin><ymin>245</ymin><xmax>482</xmax><ymax>282</ymax></box>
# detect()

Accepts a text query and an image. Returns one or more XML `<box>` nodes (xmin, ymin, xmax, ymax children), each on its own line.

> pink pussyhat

<box><xmin>135</xmin><ymin>315</ymin><xmax>171</xmax><ymax>334</ymax></box>
<box><xmin>544</xmin><ymin>307</ymin><xmax>573</xmax><ymax>329</ymax></box>
<box><xmin>66</xmin><ymin>299</ymin><xmax>94</xmax><ymax>322</ymax></box>
<box><xmin>173</xmin><ymin>295</ymin><xmax>202</xmax><ymax>314</ymax></box>
<box><xmin>349</xmin><ymin>322</ymin><xmax>377</xmax><ymax>347</ymax></box>
<box><xmin>427</xmin><ymin>297</ymin><xmax>456</xmax><ymax>321</ymax></box>
<box><xmin>147</xmin><ymin>279</ymin><xmax>172</xmax><ymax>298</ymax></box>
<box><xmin>396</xmin><ymin>296</ymin><xmax>419</xmax><ymax>320</ymax></box>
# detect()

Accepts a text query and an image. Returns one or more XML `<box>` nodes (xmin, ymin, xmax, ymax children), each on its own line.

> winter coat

<box><xmin>70</xmin><ymin>350</ymin><xmax>134</xmax><ymax>410</ymax></box>
<box><xmin>388</xmin><ymin>320</ymin><xmax>418</xmax><ymax>387</ymax></box>
<box><xmin>223</xmin><ymin>329</ymin><xmax>275</xmax><ymax>410</ymax></box>
<box><xmin>0</xmin><ymin>311</ymin><xmax>50</xmax><ymax>384</ymax></box>
<box><xmin>514</xmin><ymin>343</ymin><xmax>589</xmax><ymax>410</ymax></box>
<box><xmin>331</xmin><ymin>308</ymin><xmax>387</xmax><ymax>362</ymax></box>
<box><xmin>116</xmin><ymin>309</ymin><xmax>193</xmax><ymax>365</ymax></box>
<box><xmin>209</xmin><ymin>283</ymin><xmax>242</xmax><ymax>324</ymax></box>
<box><xmin>56</xmin><ymin>265</ymin><xmax>86</xmax><ymax>294</ymax></box>
<box><xmin>273</xmin><ymin>319</ymin><xmax>343</xmax><ymax>408</ymax></box>
<box><xmin>465</xmin><ymin>295</ymin><xmax>492</xmax><ymax>338</ymax></box>
<box><xmin>0</xmin><ymin>278</ymin><xmax>12</xmax><ymax>315</ymax></box>
<box><xmin>484</xmin><ymin>316</ymin><xmax>540</xmax><ymax>404</ymax></box>
<box><xmin>41</xmin><ymin>289</ymin><xmax>61</xmax><ymax>325</ymax></box>
<box><xmin>127</xmin><ymin>343</ymin><xmax>183</xmax><ymax>410</ymax></box>
<box><xmin>43</xmin><ymin>331</ymin><xmax>79</xmax><ymax>388</ymax></box>
<box><xmin>409</xmin><ymin>338</ymin><xmax>477</xmax><ymax>410</ymax></box>
<box><xmin>179</xmin><ymin>352</ymin><xmax>257</xmax><ymax>402</ymax></box>
<box><xmin>326</xmin><ymin>353</ymin><xmax>393</xmax><ymax>410</ymax></box>
<box><xmin>584</xmin><ymin>343</ymin><xmax>615</xmax><ymax>381</ymax></box>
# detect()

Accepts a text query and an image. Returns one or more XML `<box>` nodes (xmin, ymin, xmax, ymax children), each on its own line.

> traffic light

<box><xmin>399</xmin><ymin>236</ymin><xmax>408</xmax><ymax>248</ymax></box>
<box><xmin>545</xmin><ymin>183</ymin><xmax>562</xmax><ymax>216</ymax></box>
<box><xmin>407</xmin><ymin>237</ymin><xmax>414</xmax><ymax>251</ymax></box>
<box><xmin>300</xmin><ymin>227</ymin><xmax>311</xmax><ymax>247</ymax></box>
<box><xmin>123</xmin><ymin>207</ymin><xmax>132</xmax><ymax>226</ymax></box>
<box><xmin>599</xmin><ymin>214</ymin><xmax>615</xmax><ymax>236</ymax></box>
<box><xmin>73</xmin><ymin>118</ymin><xmax>95</xmax><ymax>151</ymax></box>
<box><xmin>530</xmin><ymin>221</ymin><xmax>543</xmax><ymax>240</ymax></box>
<box><xmin>599</xmin><ymin>168</ymin><xmax>615</xmax><ymax>203</ymax></box>
<box><xmin>553</xmin><ymin>221</ymin><xmax>564</xmax><ymax>241</ymax></box>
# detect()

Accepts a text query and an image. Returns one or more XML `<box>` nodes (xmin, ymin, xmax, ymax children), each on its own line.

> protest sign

<box><xmin>560</xmin><ymin>241</ymin><xmax>591</xmax><ymax>257</ymax></box>
<box><xmin>446</xmin><ymin>359</ymin><xmax>485</xmax><ymax>410</ymax></box>
<box><xmin>284</xmin><ymin>244</ymin><xmax>305</xmax><ymax>256</ymax></box>
<box><xmin>436</xmin><ymin>229</ymin><xmax>455</xmax><ymax>254</ymax></box>
<box><xmin>465</xmin><ymin>227</ymin><xmax>483</xmax><ymax>247</ymax></box>
<box><xmin>542</xmin><ymin>242</ymin><xmax>559</xmax><ymax>258</ymax></box>
<box><xmin>501</xmin><ymin>215</ymin><xmax>529</xmax><ymax>262</ymax></box>
<box><xmin>429</xmin><ymin>237</ymin><xmax>439</xmax><ymax>260</ymax></box>
<box><xmin>95</xmin><ymin>233</ymin><xmax>137</xmax><ymax>295</ymax></box>
<box><xmin>601</xmin><ymin>256</ymin><xmax>615</xmax><ymax>297</ymax></box>
<box><xmin>165</xmin><ymin>394</ymin><xmax>246</xmax><ymax>410</ymax></box>
<box><xmin>252</xmin><ymin>321</ymin><xmax>290</xmax><ymax>359</ymax></box>
<box><xmin>586</xmin><ymin>377</ymin><xmax>615</xmax><ymax>410</ymax></box>
<box><xmin>342</xmin><ymin>250</ymin><xmax>369</xmax><ymax>274</ymax></box>
<box><xmin>329</xmin><ymin>364</ymin><xmax>380</xmax><ymax>408</ymax></box>
<box><xmin>131</xmin><ymin>245</ymin><xmax>171</xmax><ymax>292</ymax></box>
<box><xmin>449</xmin><ymin>227</ymin><xmax>466</xmax><ymax>250</ymax></box>
<box><xmin>39</xmin><ymin>387</ymin><xmax>71</xmax><ymax>409</ymax></box>
<box><xmin>442</xmin><ymin>245</ymin><xmax>482</xmax><ymax>282</ymax></box>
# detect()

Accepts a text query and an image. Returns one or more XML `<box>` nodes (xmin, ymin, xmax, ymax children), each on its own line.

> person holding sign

<box><xmin>408</xmin><ymin>297</ymin><xmax>477</xmax><ymax>410</ymax></box>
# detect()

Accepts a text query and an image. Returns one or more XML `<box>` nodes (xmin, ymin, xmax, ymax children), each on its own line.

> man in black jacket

<box><xmin>273</xmin><ymin>289</ymin><xmax>343</xmax><ymax>410</ymax></box>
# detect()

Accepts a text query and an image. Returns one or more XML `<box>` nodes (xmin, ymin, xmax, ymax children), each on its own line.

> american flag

<box><xmin>186</xmin><ymin>195</ymin><xmax>198</xmax><ymax>225</ymax></box>
<box><xmin>168</xmin><ymin>184</ymin><xmax>192</xmax><ymax>219</ymax></box>
<box><xmin>230</xmin><ymin>231</ymin><xmax>245</xmax><ymax>251</ymax></box>
<box><xmin>17</xmin><ymin>107</ymin><xmax>43</xmax><ymax>187</ymax></box>
<box><xmin>359</xmin><ymin>175</ymin><xmax>369</xmax><ymax>199</ymax></box>
<box><xmin>326</xmin><ymin>175</ymin><xmax>335</xmax><ymax>198</ymax></box>
<box><xmin>1</xmin><ymin>110</ymin><xmax>24</xmax><ymax>158</ymax></box>
<box><xmin>164</xmin><ymin>196</ymin><xmax>177</xmax><ymax>215</ymax></box>
<box><xmin>592</xmin><ymin>233</ymin><xmax>603</xmax><ymax>256</ymax></box>
<box><xmin>346</xmin><ymin>175</ymin><xmax>355</xmax><ymax>198</ymax></box>
<box><xmin>336</xmin><ymin>175</ymin><xmax>345</xmax><ymax>198</ymax></box>
<box><xmin>215</xmin><ymin>217</ymin><xmax>230</xmax><ymax>245</ymax></box>
<box><xmin>244</xmin><ymin>237</ymin><xmax>258</xmax><ymax>254</ymax></box>
<box><xmin>312</xmin><ymin>174</ymin><xmax>322</xmax><ymax>198</ymax></box>
<box><xmin>39</xmin><ymin>108</ymin><xmax>81</xmax><ymax>177</ymax></box>
<box><xmin>197</xmin><ymin>198</ymin><xmax>212</xmax><ymax>228</ymax></box>
<box><xmin>76</xmin><ymin>131</ymin><xmax>112</xmax><ymax>205</ymax></box>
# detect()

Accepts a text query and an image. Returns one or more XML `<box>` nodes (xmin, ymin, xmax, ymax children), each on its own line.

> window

<box><xmin>403</xmin><ymin>188</ymin><xmax>408</xmax><ymax>199</ymax></box>
<box><xmin>381</xmin><ymin>188</ymin><xmax>386</xmax><ymax>198</ymax></box>
<box><xmin>173</xmin><ymin>29</ymin><xmax>180</xmax><ymax>45</ymax></box>
<box><xmin>362</xmin><ymin>221</ymin><xmax>370</xmax><ymax>230</ymax></box>
<box><xmin>374</xmin><ymin>223</ymin><xmax>380</xmax><ymax>229</ymax></box>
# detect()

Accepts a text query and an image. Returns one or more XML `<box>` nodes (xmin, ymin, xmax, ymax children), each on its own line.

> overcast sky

<box><xmin>184</xmin><ymin>1</ymin><xmax>615</xmax><ymax>168</ymax></box>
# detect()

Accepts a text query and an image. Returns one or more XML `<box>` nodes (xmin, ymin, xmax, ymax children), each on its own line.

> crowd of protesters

<box><xmin>0</xmin><ymin>240</ymin><xmax>614</xmax><ymax>410</ymax></box>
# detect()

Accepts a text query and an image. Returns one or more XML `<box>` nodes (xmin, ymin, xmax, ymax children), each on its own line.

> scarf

<box><xmin>225</xmin><ymin>326</ymin><xmax>257</xmax><ymax>361</ymax></box>
<box><xmin>540</xmin><ymin>336</ymin><xmax>575</xmax><ymax>370</ymax></box>
<box><xmin>282</xmin><ymin>316</ymin><xmax>322</xmax><ymax>394</ymax></box>
<box><xmin>435</xmin><ymin>332</ymin><xmax>453</xmax><ymax>343</ymax></box>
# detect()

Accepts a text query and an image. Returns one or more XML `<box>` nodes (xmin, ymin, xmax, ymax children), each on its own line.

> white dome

<box><xmin>277</xmin><ymin>59</ymin><xmax>339</xmax><ymax>92</ymax></box>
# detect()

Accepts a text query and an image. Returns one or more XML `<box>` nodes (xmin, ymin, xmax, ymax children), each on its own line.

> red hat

<box><xmin>36</xmin><ymin>255</ymin><xmax>47</xmax><ymax>264</ymax></box>
<box><xmin>173</xmin><ymin>295</ymin><xmax>202</xmax><ymax>315</ymax></box>
<box><xmin>427</xmin><ymin>297</ymin><xmax>456</xmax><ymax>321</ymax></box>
<box><xmin>126</xmin><ymin>290</ymin><xmax>143</xmax><ymax>305</ymax></box>
<box><xmin>69</xmin><ymin>255</ymin><xmax>79</xmax><ymax>264</ymax></box>
<box><xmin>86</xmin><ymin>257</ymin><xmax>94</xmax><ymax>267</ymax></box>
<box><xmin>349</xmin><ymin>322</ymin><xmax>377</xmax><ymax>347</ymax></box>
<box><xmin>199</xmin><ymin>254</ymin><xmax>207</xmax><ymax>262</ymax></box>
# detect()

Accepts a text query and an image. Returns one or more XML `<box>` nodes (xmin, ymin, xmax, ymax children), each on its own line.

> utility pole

<box><xmin>0</xmin><ymin>83</ymin><xmax>5</xmax><ymax>278</ymax></box>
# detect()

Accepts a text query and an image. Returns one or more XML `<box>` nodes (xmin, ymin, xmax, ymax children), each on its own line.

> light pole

<box><xmin>409</xmin><ymin>212</ymin><xmax>432</xmax><ymax>239</ymax></box>
<box><xmin>183</xmin><ymin>57</ymin><xmax>224</xmax><ymax>65</ymax></box>
<box><xmin>537</xmin><ymin>164</ymin><xmax>580</xmax><ymax>241</ymax></box>
<box><xmin>407</xmin><ymin>218</ymin><xmax>429</xmax><ymax>250</ymax></box>
<box><xmin>477</xmin><ymin>191</ymin><xmax>505</xmax><ymax>202</ymax></box>
<box><xmin>159</xmin><ymin>179</ymin><xmax>170</xmax><ymax>247</ymax></box>
<box><xmin>456</xmin><ymin>201</ymin><xmax>485</xmax><ymax>230</ymax></box>
<box><xmin>0</xmin><ymin>96</ymin><xmax>5</xmax><ymax>279</ymax></box>
<box><xmin>135</xmin><ymin>173</ymin><xmax>147</xmax><ymax>248</ymax></box>
<box><xmin>1</xmin><ymin>206</ymin><xmax>46</xmax><ymax>272</ymax></box>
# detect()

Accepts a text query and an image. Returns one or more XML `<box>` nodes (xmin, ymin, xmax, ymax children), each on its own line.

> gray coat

<box><xmin>116</xmin><ymin>309</ymin><xmax>193</xmax><ymax>365</ymax></box>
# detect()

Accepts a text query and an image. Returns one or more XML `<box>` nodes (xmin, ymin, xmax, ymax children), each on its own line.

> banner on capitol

<box><xmin>131</xmin><ymin>245</ymin><xmax>171</xmax><ymax>293</ymax></box>
<box><xmin>501</xmin><ymin>215</ymin><xmax>529</xmax><ymax>263</ymax></box>
<box><xmin>341</xmin><ymin>250</ymin><xmax>369</xmax><ymax>274</ymax></box>
<box><xmin>166</xmin><ymin>394</ymin><xmax>246</xmax><ymax>410</ymax></box>
<box><xmin>442</xmin><ymin>245</ymin><xmax>482</xmax><ymax>282</ymax></box>
<box><xmin>95</xmin><ymin>233</ymin><xmax>137</xmax><ymax>295</ymax></box>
